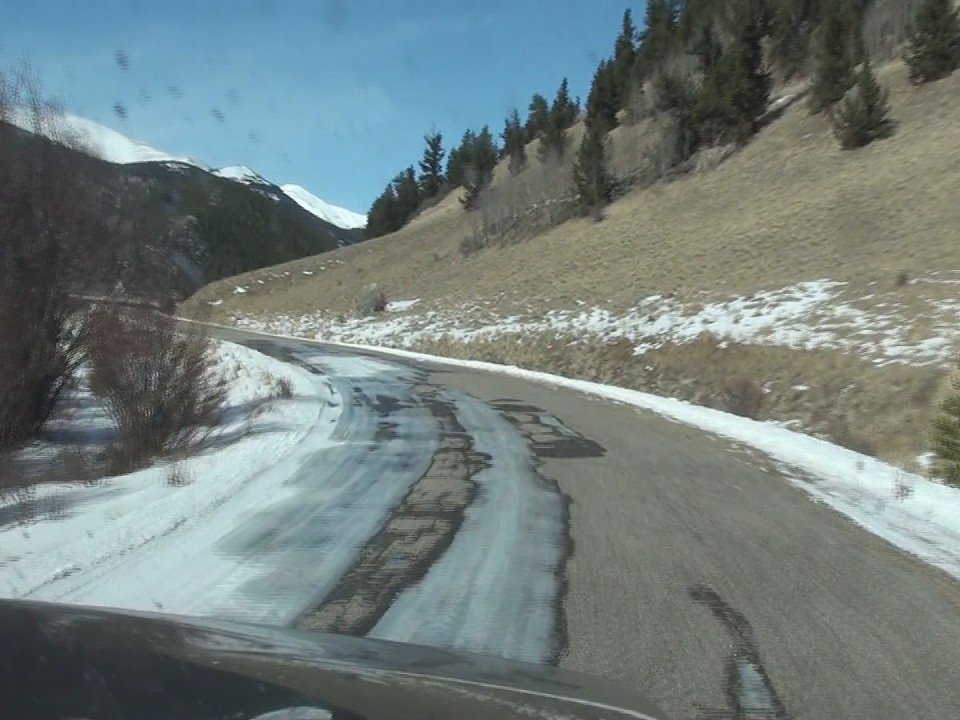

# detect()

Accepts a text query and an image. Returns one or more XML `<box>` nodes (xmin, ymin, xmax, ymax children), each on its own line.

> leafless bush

<box><xmin>356</xmin><ymin>283</ymin><xmax>386</xmax><ymax>314</ymax></box>
<box><xmin>862</xmin><ymin>0</ymin><xmax>923</xmax><ymax>61</ymax></box>
<box><xmin>275</xmin><ymin>376</ymin><xmax>293</xmax><ymax>399</ymax></box>
<box><xmin>826</xmin><ymin>418</ymin><xmax>879</xmax><ymax>457</ymax></box>
<box><xmin>895</xmin><ymin>270</ymin><xmax>910</xmax><ymax>288</ymax></box>
<box><xmin>460</xmin><ymin>157</ymin><xmax>577</xmax><ymax>255</ymax></box>
<box><xmin>87</xmin><ymin>307</ymin><xmax>226</xmax><ymax>472</ymax></box>
<box><xmin>165</xmin><ymin>459</ymin><xmax>192</xmax><ymax>487</ymax></box>
<box><xmin>0</xmin><ymin>65</ymin><xmax>131</xmax><ymax>450</ymax></box>
<box><xmin>720</xmin><ymin>376</ymin><xmax>764</xmax><ymax>419</ymax></box>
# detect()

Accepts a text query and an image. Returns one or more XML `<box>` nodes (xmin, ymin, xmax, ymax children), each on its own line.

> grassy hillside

<box><xmin>186</xmin><ymin>60</ymin><xmax>960</xmax><ymax>468</ymax></box>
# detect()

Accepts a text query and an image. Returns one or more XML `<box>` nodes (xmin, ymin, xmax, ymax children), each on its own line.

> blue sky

<box><xmin>3</xmin><ymin>0</ymin><xmax>638</xmax><ymax>212</ymax></box>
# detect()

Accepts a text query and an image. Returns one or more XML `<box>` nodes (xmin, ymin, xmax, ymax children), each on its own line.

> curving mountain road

<box><xmin>30</xmin><ymin>323</ymin><xmax>959</xmax><ymax>720</ymax></box>
<box><xmin>195</xmin><ymin>327</ymin><xmax>960</xmax><ymax>720</ymax></box>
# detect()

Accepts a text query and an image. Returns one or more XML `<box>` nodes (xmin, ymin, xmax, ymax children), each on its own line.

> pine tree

<box><xmin>905</xmin><ymin>0</ymin><xmax>960</xmax><ymax>84</ymax></box>
<box><xmin>552</xmin><ymin>78</ymin><xmax>579</xmax><ymax>129</ymax></box>
<box><xmin>637</xmin><ymin>0</ymin><xmax>677</xmax><ymax>78</ymax></box>
<box><xmin>832</xmin><ymin>59</ymin><xmax>894</xmax><ymax>149</ymax></box>
<box><xmin>418</xmin><ymin>130</ymin><xmax>445</xmax><ymax>199</ymax></box>
<box><xmin>460</xmin><ymin>125</ymin><xmax>499</xmax><ymax>209</ymax></box>
<box><xmin>932</xmin><ymin>372</ymin><xmax>960</xmax><ymax>487</ymax></box>
<box><xmin>710</xmin><ymin>7</ymin><xmax>771</xmax><ymax>144</ymax></box>
<box><xmin>501</xmin><ymin>109</ymin><xmax>527</xmax><ymax>175</ymax></box>
<box><xmin>585</xmin><ymin>60</ymin><xmax>620</xmax><ymax>132</ymax></box>
<box><xmin>768</xmin><ymin>0</ymin><xmax>819</xmax><ymax>78</ymax></box>
<box><xmin>809</xmin><ymin>0</ymin><xmax>854</xmax><ymax>112</ymax></box>
<box><xmin>365</xmin><ymin>184</ymin><xmax>399</xmax><ymax>238</ymax></box>
<box><xmin>537</xmin><ymin>79</ymin><xmax>578</xmax><ymax>162</ymax></box>
<box><xmin>393</xmin><ymin>166</ymin><xmax>421</xmax><ymax>224</ymax></box>
<box><xmin>572</xmin><ymin>116</ymin><xmax>614</xmax><ymax>217</ymax></box>
<box><xmin>613</xmin><ymin>9</ymin><xmax>638</xmax><ymax>101</ymax></box>
<box><xmin>446</xmin><ymin>129</ymin><xmax>475</xmax><ymax>188</ymax></box>
<box><xmin>525</xmin><ymin>93</ymin><xmax>550</xmax><ymax>140</ymax></box>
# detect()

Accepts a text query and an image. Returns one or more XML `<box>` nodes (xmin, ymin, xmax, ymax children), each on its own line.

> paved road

<box><xmin>212</xmin><ymin>326</ymin><xmax>960</xmax><ymax>720</ymax></box>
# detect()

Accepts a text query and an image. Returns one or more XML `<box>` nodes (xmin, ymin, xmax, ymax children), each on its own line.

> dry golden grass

<box><xmin>411</xmin><ymin>331</ymin><xmax>944</xmax><ymax>467</ymax></box>
<box><xmin>184</xmin><ymin>59</ymin><xmax>960</xmax><ymax>470</ymax></box>
<box><xmin>187</xmin><ymin>61</ymin><xmax>960</xmax><ymax>321</ymax></box>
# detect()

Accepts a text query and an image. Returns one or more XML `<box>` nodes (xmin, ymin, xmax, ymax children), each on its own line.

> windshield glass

<box><xmin>3</xmin><ymin>2</ymin><xmax>960</xmax><ymax>719</ymax></box>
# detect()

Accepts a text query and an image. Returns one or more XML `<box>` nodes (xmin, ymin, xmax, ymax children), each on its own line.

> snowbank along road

<box><xmin>4</xmin><ymin>326</ymin><xmax>960</xmax><ymax>720</ymax></box>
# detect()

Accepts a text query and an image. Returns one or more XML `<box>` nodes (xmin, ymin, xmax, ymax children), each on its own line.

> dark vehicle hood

<box><xmin>0</xmin><ymin>599</ymin><xmax>667</xmax><ymax>720</ymax></box>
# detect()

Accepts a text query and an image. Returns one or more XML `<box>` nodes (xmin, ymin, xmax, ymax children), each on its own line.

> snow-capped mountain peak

<box><xmin>8</xmin><ymin>111</ymin><xmax>366</xmax><ymax>230</ymax></box>
<box><xmin>280</xmin><ymin>184</ymin><xmax>367</xmax><ymax>230</ymax></box>
<box><xmin>212</xmin><ymin>164</ymin><xmax>269</xmax><ymax>185</ymax></box>
<box><xmin>10</xmin><ymin>108</ymin><xmax>209</xmax><ymax>169</ymax></box>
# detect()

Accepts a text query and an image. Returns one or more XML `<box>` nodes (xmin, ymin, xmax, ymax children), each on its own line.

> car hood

<box><xmin>0</xmin><ymin>599</ymin><xmax>668</xmax><ymax>720</ymax></box>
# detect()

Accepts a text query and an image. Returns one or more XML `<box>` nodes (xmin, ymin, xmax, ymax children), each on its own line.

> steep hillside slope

<box><xmin>187</xmin><ymin>61</ymin><xmax>960</xmax><ymax>468</ymax></box>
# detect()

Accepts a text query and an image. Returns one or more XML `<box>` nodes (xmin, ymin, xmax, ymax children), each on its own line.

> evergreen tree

<box><xmin>652</xmin><ymin>71</ymin><xmax>700</xmax><ymax>163</ymax></box>
<box><xmin>446</xmin><ymin>129</ymin><xmax>475</xmax><ymax>188</ymax></box>
<box><xmin>809</xmin><ymin>0</ymin><xmax>854</xmax><ymax>112</ymax></box>
<box><xmin>613</xmin><ymin>9</ymin><xmax>638</xmax><ymax>101</ymax></box>
<box><xmin>537</xmin><ymin>79</ymin><xmax>578</xmax><ymax>162</ymax></box>
<box><xmin>460</xmin><ymin>125</ymin><xmax>499</xmax><ymax>209</ymax></box>
<box><xmin>695</xmin><ymin>7</ymin><xmax>771</xmax><ymax>145</ymax></box>
<box><xmin>932</xmin><ymin>372</ymin><xmax>960</xmax><ymax>487</ymax></box>
<box><xmin>585</xmin><ymin>60</ymin><xmax>620</xmax><ymax>132</ymax></box>
<box><xmin>392</xmin><ymin>166</ymin><xmax>422</xmax><ymax>225</ymax></box>
<box><xmin>525</xmin><ymin>93</ymin><xmax>550</xmax><ymax>140</ymax></box>
<box><xmin>418</xmin><ymin>130</ymin><xmax>445</xmax><ymax>199</ymax></box>
<box><xmin>365</xmin><ymin>184</ymin><xmax>399</xmax><ymax>238</ymax></box>
<box><xmin>572</xmin><ymin>116</ymin><xmax>614</xmax><ymax>217</ymax></box>
<box><xmin>832</xmin><ymin>59</ymin><xmax>894</xmax><ymax>149</ymax></box>
<box><xmin>694</xmin><ymin>22</ymin><xmax>722</xmax><ymax>73</ymax></box>
<box><xmin>552</xmin><ymin>77</ymin><xmax>580</xmax><ymax>129</ymax></box>
<box><xmin>501</xmin><ymin>108</ymin><xmax>528</xmax><ymax>175</ymax></box>
<box><xmin>905</xmin><ymin>0</ymin><xmax>960</xmax><ymax>84</ymax></box>
<box><xmin>767</xmin><ymin>0</ymin><xmax>819</xmax><ymax>78</ymax></box>
<box><xmin>637</xmin><ymin>0</ymin><xmax>677</xmax><ymax>78</ymax></box>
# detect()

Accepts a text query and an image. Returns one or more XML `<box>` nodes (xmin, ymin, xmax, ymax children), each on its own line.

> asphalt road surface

<box><xmin>210</xmin><ymin>326</ymin><xmax>960</xmax><ymax>720</ymax></box>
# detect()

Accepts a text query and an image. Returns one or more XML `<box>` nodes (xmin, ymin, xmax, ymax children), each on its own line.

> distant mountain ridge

<box><xmin>10</xmin><ymin>111</ymin><xmax>366</xmax><ymax>230</ymax></box>
<box><xmin>3</xmin><ymin>115</ymin><xmax>364</xmax><ymax>299</ymax></box>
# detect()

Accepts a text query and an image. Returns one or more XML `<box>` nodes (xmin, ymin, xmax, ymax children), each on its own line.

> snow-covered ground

<box><xmin>0</xmin><ymin>341</ymin><xmax>333</xmax><ymax>619</ymax></box>
<box><xmin>231</xmin><ymin>273</ymin><xmax>960</xmax><ymax>369</ymax></box>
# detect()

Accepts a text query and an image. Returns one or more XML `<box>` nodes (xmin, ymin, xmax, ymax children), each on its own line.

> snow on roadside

<box><xmin>0</xmin><ymin>341</ymin><xmax>327</xmax><ymax>606</ymax></box>
<box><xmin>227</xmin><ymin>326</ymin><xmax>960</xmax><ymax>583</ymax></box>
<box><xmin>232</xmin><ymin>274</ymin><xmax>960</xmax><ymax>368</ymax></box>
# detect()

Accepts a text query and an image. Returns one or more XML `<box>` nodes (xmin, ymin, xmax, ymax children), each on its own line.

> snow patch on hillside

<box><xmin>231</xmin><ymin>275</ymin><xmax>960</xmax><ymax>368</ymax></box>
<box><xmin>281</xmin><ymin>184</ymin><xmax>367</xmax><ymax>230</ymax></box>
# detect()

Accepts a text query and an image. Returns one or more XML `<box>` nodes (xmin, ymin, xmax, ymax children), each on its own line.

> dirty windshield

<box><xmin>2</xmin><ymin>1</ymin><xmax>960</xmax><ymax>719</ymax></box>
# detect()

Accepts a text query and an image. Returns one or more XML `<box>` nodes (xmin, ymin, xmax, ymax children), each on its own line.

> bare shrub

<box><xmin>460</xmin><ymin>156</ymin><xmax>577</xmax><ymax>254</ymax></box>
<box><xmin>720</xmin><ymin>376</ymin><xmax>764</xmax><ymax>419</ymax></box>
<box><xmin>356</xmin><ymin>284</ymin><xmax>386</xmax><ymax>314</ymax></box>
<box><xmin>165</xmin><ymin>459</ymin><xmax>192</xmax><ymax>487</ymax></box>
<box><xmin>895</xmin><ymin>270</ymin><xmax>910</xmax><ymax>288</ymax></box>
<box><xmin>87</xmin><ymin>307</ymin><xmax>226</xmax><ymax>472</ymax></box>
<box><xmin>827</xmin><ymin>417</ymin><xmax>879</xmax><ymax>457</ymax></box>
<box><xmin>0</xmin><ymin>65</ymin><xmax>131</xmax><ymax>450</ymax></box>
<box><xmin>275</xmin><ymin>376</ymin><xmax>294</xmax><ymax>399</ymax></box>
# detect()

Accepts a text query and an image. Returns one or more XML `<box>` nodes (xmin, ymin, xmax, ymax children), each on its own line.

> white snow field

<box><xmin>0</xmin><ymin>341</ymin><xmax>335</xmax><ymax>622</ymax></box>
